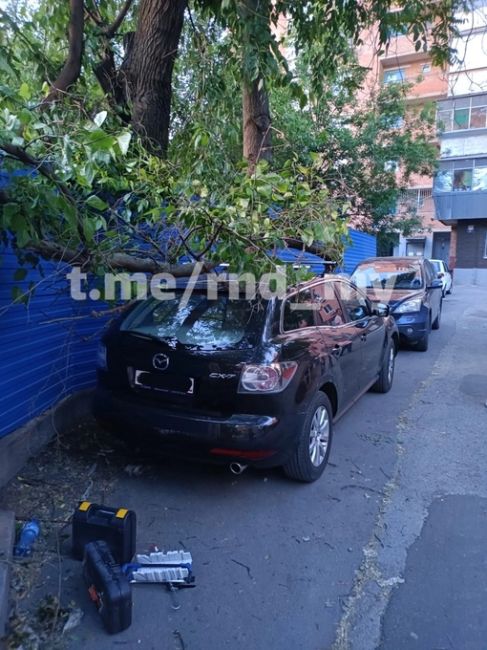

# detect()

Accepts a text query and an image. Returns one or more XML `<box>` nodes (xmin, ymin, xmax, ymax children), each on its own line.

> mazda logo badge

<box><xmin>153</xmin><ymin>353</ymin><xmax>169</xmax><ymax>371</ymax></box>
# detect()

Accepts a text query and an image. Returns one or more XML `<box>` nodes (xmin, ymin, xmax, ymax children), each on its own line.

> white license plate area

<box><xmin>133</xmin><ymin>370</ymin><xmax>194</xmax><ymax>395</ymax></box>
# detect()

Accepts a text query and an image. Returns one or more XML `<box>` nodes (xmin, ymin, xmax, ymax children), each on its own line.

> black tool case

<box><xmin>83</xmin><ymin>540</ymin><xmax>132</xmax><ymax>634</ymax></box>
<box><xmin>72</xmin><ymin>502</ymin><xmax>136</xmax><ymax>563</ymax></box>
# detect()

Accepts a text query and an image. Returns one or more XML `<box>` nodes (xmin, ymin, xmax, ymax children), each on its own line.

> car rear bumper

<box><xmin>93</xmin><ymin>387</ymin><xmax>302</xmax><ymax>468</ymax></box>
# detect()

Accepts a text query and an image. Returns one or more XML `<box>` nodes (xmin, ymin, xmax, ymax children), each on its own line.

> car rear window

<box><xmin>120</xmin><ymin>293</ymin><xmax>267</xmax><ymax>349</ymax></box>
<box><xmin>352</xmin><ymin>261</ymin><xmax>423</xmax><ymax>290</ymax></box>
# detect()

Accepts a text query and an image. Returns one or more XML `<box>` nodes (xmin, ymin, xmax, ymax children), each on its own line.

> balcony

<box><xmin>433</xmin><ymin>190</ymin><xmax>487</xmax><ymax>222</ymax></box>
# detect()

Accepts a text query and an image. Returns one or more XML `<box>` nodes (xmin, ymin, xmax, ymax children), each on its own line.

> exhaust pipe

<box><xmin>229</xmin><ymin>462</ymin><xmax>248</xmax><ymax>475</ymax></box>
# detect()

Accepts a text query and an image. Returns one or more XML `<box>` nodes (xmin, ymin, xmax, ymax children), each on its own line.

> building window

<box><xmin>453</xmin><ymin>169</ymin><xmax>473</xmax><ymax>191</ymax></box>
<box><xmin>453</xmin><ymin>108</ymin><xmax>469</xmax><ymax>130</ymax></box>
<box><xmin>398</xmin><ymin>188</ymin><xmax>432</xmax><ymax>210</ymax></box>
<box><xmin>406</xmin><ymin>240</ymin><xmax>425</xmax><ymax>257</ymax></box>
<box><xmin>473</xmin><ymin>166</ymin><xmax>487</xmax><ymax>191</ymax></box>
<box><xmin>422</xmin><ymin>64</ymin><xmax>431</xmax><ymax>74</ymax></box>
<box><xmin>435</xmin><ymin>159</ymin><xmax>487</xmax><ymax>193</ymax></box>
<box><xmin>383</xmin><ymin>69</ymin><xmax>405</xmax><ymax>84</ymax></box>
<box><xmin>435</xmin><ymin>170</ymin><xmax>453</xmax><ymax>192</ymax></box>
<box><xmin>437</xmin><ymin>110</ymin><xmax>453</xmax><ymax>132</ymax></box>
<box><xmin>470</xmin><ymin>106</ymin><xmax>487</xmax><ymax>129</ymax></box>
<box><xmin>385</xmin><ymin>11</ymin><xmax>408</xmax><ymax>38</ymax></box>
<box><xmin>436</xmin><ymin>98</ymin><xmax>487</xmax><ymax>132</ymax></box>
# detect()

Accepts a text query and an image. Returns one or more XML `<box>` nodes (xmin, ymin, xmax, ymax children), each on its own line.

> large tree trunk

<box><xmin>42</xmin><ymin>0</ymin><xmax>84</xmax><ymax>104</ymax></box>
<box><xmin>127</xmin><ymin>0</ymin><xmax>187</xmax><ymax>156</ymax></box>
<box><xmin>240</xmin><ymin>0</ymin><xmax>272</xmax><ymax>171</ymax></box>
<box><xmin>242</xmin><ymin>77</ymin><xmax>272</xmax><ymax>171</ymax></box>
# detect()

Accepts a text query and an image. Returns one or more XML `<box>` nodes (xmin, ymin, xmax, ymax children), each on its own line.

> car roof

<box><xmin>168</xmin><ymin>273</ymin><xmax>344</xmax><ymax>297</ymax></box>
<box><xmin>355</xmin><ymin>256</ymin><xmax>424</xmax><ymax>264</ymax></box>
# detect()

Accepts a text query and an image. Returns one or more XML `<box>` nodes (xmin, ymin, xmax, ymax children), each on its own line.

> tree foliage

<box><xmin>268</xmin><ymin>67</ymin><xmax>438</xmax><ymax>253</ymax></box>
<box><xmin>0</xmin><ymin>0</ymin><xmax>465</xmax><ymax>292</ymax></box>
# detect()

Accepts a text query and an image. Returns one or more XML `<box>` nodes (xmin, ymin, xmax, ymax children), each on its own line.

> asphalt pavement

<box><xmin>53</xmin><ymin>285</ymin><xmax>487</xmax><ymax>649</ymax></box>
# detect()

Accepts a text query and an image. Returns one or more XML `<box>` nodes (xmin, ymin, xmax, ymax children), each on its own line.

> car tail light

<box><xmin>238</xmin><ymin>362</ymin><xmax>297</xmax><ymax>394</ymax></box>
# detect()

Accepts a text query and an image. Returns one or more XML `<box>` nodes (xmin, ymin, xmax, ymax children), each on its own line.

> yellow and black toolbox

<box><xmin>72</xmin><ymin>502</ymin><xmax>136</xmax><ymax>564</ymax></box>
<box><xmin>83</xmin><ymin>540</ymin><xmax>132</xmax><ymax>634</ymax></box>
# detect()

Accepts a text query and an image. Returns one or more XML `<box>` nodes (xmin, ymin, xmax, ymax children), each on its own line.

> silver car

<box><xmin>430</xmin><ymin>259</ymin><xmax>453</xmax><ymax>297</ymax></box>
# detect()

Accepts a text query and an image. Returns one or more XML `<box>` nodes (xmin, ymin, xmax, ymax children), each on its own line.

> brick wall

<box><xmin>449</xmin><ymin>226</ymin><xmax>458</xmax><ymax>269</ymax></box>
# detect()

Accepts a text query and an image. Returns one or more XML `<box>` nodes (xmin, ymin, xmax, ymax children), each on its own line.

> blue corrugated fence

<box><xmin>342</xmin><ymin>229</ymin><xmax>377</xmax><ymax>275</ymax></box>
<box><xmin>0</xmin><ymin>246</ymin><xmax>108</xmax><ymax>438</ymax></box>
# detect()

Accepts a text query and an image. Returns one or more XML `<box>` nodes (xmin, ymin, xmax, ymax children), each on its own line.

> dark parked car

<box><xmin>94</xmin><ymin>276</ymin><xmax>398</xmax><ymax>482</ymax></box>
<box><xmin>351</xmin><ymin>257</ymin><xmax>443</xmax><ymax>351</ymax></box>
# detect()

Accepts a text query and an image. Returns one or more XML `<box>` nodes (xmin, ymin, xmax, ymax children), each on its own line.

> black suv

<box><xmin>94</xmin><ymin>276</ymin><xmax>398</xmax><ymax>482</ymax></box>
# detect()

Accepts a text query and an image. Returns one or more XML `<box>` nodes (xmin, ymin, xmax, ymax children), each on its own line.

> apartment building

<box><xmin>357</xmin><ymin>22</ymin><xmax>451</xmax><ymax>260</ymax></box>
<box><xmin>433</xmin><ymin>0</ymin><xmax>487</xmax><ymax>285</ymax></box>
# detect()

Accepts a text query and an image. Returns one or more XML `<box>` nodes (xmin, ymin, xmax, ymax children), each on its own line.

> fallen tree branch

<box><xmin>0</xmin><ymin>143</ymin><xmax>79</xmax><ymax>209</ymax></box>
<box><xmin>0</xmin><ymin>141</ymin><xmax>87</xmax><ymax>245</ymax></box>
<box><xmin>282</xmin><ymin>237</ymin><xmax>332</xmax><ymax>259</ymax></box>
<box><xmin>39</xmin><ymin>302</ymin><xmax>136</xmax><ymax>324</ymax></box>
<box><xmin>28</xmin><ymin>240</ymin><xmax>212</xmax><ymax>276</ymax></box>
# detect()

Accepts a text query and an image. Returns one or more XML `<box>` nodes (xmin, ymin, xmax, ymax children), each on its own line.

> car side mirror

<box><xmin>428</xmin><ymin>279</ymin><xmax>443</xmax><ymax>289</ymax></box>
<box><xmin>373</xmin><ymin>303</ymin><xmax>390</xmax><ymax>317</ymax></box>
<box><xmin>437</xmin><ymin>272</ymin><xmax>444</xmax><ymax>278</ymax></box>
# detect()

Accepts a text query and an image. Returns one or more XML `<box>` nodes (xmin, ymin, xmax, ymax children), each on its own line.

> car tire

<box><xmin>432</xmin><ymin>305</ymin><xmax>441</xmax><ymax>330</ymax></box>
<box><xmin>371</xmin><ymin>342</ymin><xmax>395</xmax><ymax>393</ymax></box>
<box><xmin>447</xmin><ymin>284</ymin><xmax>452</xmax><ymax>295</ymax></box>
<box><xmin>283</xmin><ymin>393</ymin><xmax>333</xmax><ymax>483</ymax></box>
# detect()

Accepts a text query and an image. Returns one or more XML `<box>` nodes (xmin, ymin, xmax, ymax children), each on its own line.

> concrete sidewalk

<box><xmin>334</xmin><ymin>285</ymin><xmax>487</xmax><ymax>649</ymax></box>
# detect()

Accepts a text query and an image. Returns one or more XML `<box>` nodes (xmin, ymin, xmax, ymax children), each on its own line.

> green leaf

<box><xmin>86</xmin><ymin>195</ymin><xmax>108</xmax><ymax>211</ymax></box>
<box><xmin>82</xmin><ymin>217</ymin><xmax>96</xmax><ymax>241</ymax></box>
<box><xmin>14</xmin><ymin>268</ymin><xmax>28</xmax><ymax>281</ymax></box>
<box><xmin>19</xmin><ymin>82</ymin><xmax>31</xmax><ymax>100</ymax></box>
<box><xmin>93</xmin><ymin>111</ymin><xmax>108</xmax><ymax>127</ymax></box>
<box><xmin>2</xmin><ymin>202</ymin><xmax>20</xmax><ymax>225</ymax></box>
<box><xmin>62</xmin><ymin>200</ymin><xmax>78</xmax><ymax>231</ymax></box>
<box><xmin>11</xmin><ymin>285</ymin><xmax>29</xmax><ymax>305</ymax></box>
<box><xmin>0</xmin><ymin>52</ymin><xmax>15</xmax><ymax>78</ymax></box>
<box><xmin>117</xmin><ymin>132</ymin><xmax>132</xmax><ymax>156</ymax></box>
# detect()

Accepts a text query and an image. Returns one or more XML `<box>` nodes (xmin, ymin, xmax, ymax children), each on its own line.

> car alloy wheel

<box><xmin>283</xmin><ymin>392</ymin><xmax>334</xmax><ymax>482</ymax></box>
<box><xmin>308</xmin><ymin>405</ymin><xmax>330</xmax><ymax>467</ymax></box>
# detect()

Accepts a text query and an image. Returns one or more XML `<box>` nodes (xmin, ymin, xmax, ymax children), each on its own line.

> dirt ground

<box><xmin>0</xmin><ymin>419</ymin><xmax>136</xmax><ymax>649</ymax></box>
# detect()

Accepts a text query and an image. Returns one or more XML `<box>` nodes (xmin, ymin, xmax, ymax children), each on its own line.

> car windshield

<box><xmin>430</xmin><ymin>260</ymin><xmax>441</xmax><ymax>272</ymax></box>
<box><xmin>352</xmin><ymin>261</ymin><xmax>423</xmax><ymax>290</ymax></box>
<box><xmin>120</xmin><ymin>293</ymin><xmax>267</xmax><ymax>350</ymax></box>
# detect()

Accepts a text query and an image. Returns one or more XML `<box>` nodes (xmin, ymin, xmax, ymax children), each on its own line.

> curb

<box><xmin>0</xmin><ymin>510</ymin><xmax>15</xmax><ymax>643</ymax></box>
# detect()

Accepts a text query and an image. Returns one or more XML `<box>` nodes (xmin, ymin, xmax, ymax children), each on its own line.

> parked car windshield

<box><xmin>430</xmin><ymin>260</ymin><xmax>442</xmax><ymax>273</ymax></box>
<box><xmin>352</xmin><ymin>261</ymin><xmax>424</xmax><ymax>290</ymax></box>
<box><xmin>120</xmin><ymin>293</ymin><xmax>267</xmax><ymax>349</ymax></box>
